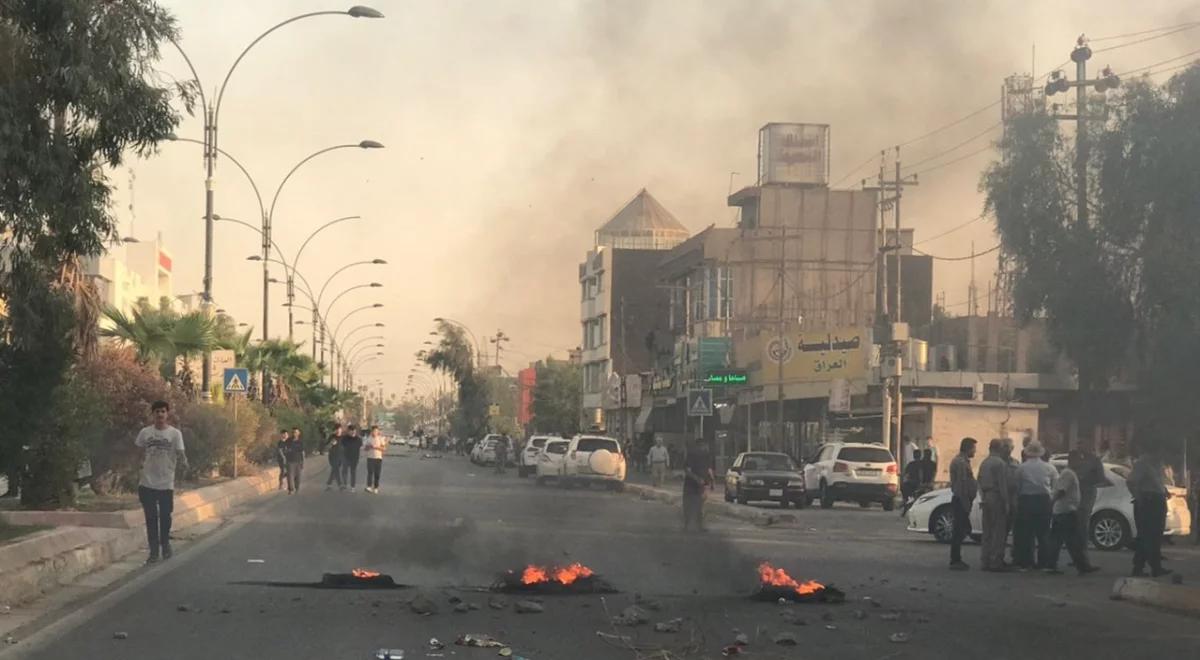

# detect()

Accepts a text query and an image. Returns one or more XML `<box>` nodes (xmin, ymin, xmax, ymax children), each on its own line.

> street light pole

<box><xmin>167</xmin><ymin>5</ymin><xmax>383</xmax><ymax>401</ymax></box>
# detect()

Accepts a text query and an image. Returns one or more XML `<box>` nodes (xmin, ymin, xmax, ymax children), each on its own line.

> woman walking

<box><xmin>363</xmin><ymin>426</ymin><xmax>386</xmax><ymax>493</ymax></box>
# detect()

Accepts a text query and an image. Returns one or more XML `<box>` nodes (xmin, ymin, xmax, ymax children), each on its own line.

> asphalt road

<box><xmin>7</xmin><ymin>448</ymin><xmax>1200</xmax><ymax>660</ymax></box>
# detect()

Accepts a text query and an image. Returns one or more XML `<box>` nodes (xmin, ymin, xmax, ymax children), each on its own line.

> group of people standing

<box><xmin>948</xmin><ymin>435</ymin><xmax>1174</xmax><ymax>578</ymax></box>
<box><xmin>318</xmin><ymin>423</ymin><xmax>387</xmax><ymax>493</ymax></box>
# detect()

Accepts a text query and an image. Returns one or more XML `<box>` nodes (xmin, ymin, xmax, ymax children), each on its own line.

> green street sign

<box><xmin>703</xmin><ymin>370</ymin><xmax>748</xmax><ymax>385</ymax></box>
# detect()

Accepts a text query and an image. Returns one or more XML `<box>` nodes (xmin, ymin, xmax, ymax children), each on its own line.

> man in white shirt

<box><xmin>363</xmin><ymin>426</ymin><xmax>386</xmax><ymax>493</ymax></box>
<box><xmin>1013</xmin><ymin>441</ymin><xmax>1056</xmax><ymax>570</ymax></box>
<box><xmin>135</xmin><ymin>400</ymin><xmax>188</xmax><ymax>564</ymax></box>
<box><xmin>647</xmin><ymin>437</ymin><xmax>670</xmax><ymax>487</ymax></box>
<box><xmin>1043</xmin><ymin>451</ymin><xmax>1098</xmax><ymax>576</ymax></box>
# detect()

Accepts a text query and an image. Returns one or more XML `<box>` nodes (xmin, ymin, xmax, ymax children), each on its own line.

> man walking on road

<box><xmin>135</xmin><ymin>400</ymin><xmax>188</xmax><ymax>565</ymax></box>
<box><xmin>283</xmin><ymin>428</ymin><xmax>305</xmax><ymax>494</ymax></box>
<box><xmin>949</xmin><ymin>437</ymin><xmax>977</xmax><ymax>570</ymax></box>
<box><xmin>1074</xmin><ymin>446</ymin><xmax>1109</xmax><ymax>566</ymax></box>
<box><xmin>1044</xmin><ymin>451</ymin><xmax>1099</xmax><ymax>575</ymax></box>
<box><xmin>648</xmin><ymin>437</ymin><xmax>670</xmax><ymax>487</ymax></box>
<box><xmin>978</xmin><ymin>438</ymin><xmax>1012</xmax><ymax>571</ymax></box>
<box><xmin>274</xmin><ymin>430</ymin><xmax>289</xmax><ymax>491</ymax></box>
<box><xmin>1128</xmin><ymin>445</ymin><xmax>1172</xmax><ymax>578</ymax></box>
<box><xmin>322</xmin><ymin>423</ymin><xmax>344</xmax><ymax>491</ymax></box>
<box><xmin>340</xmin><ymin>424</ymin><xmax>363</xmax><ymax>492</ymax></box>
<box><xmin>682</xmin><ymin>438</ymin><xmax>714</xmax><ymax>532</ymax></box>
<box><xmin>1013</xmin><ymin>441</ymin><xmax>1055</xmax><ymax>570</ymax></box>
<box><xmin>494</xmin><ymin>435</ymin><xmax>509</xmax><ymax>474</ymax></box>
<box><xmin>363</xmin><ymin>425</ymin><xmax>386</xmax><ymax>493</ymax></box>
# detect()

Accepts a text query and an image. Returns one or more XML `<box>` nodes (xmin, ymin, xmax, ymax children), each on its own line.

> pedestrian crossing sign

<box><xmin>687</xmin><ymin>388</ymin><xmax>713</xmax><ymax>417</ymax></box>
<box><xmin>223</xmin><ymin>368</ymin><xmax>250</xmax><ymax>395</ymax></box>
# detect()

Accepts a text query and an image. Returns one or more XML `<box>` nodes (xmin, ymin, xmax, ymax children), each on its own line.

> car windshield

<box><xmin>742</xmin><ymin>454</ymin><xmax>795</xmax><ymax>471</ymax></box>
<box><xmin>1109</xmin><ymin>465</ymin><xmax>1130</xmax><ymax>479</ymax></box>
<box><xmin>576</xmin><ymin>437</ymin><xmax>620</xmax><ymax>453</ymax></box>
<box><xmin>838</xmin><ymin>447</ymin><xmax>894</xmax><ymax>463</ymax></box>
<box><xmin>529</xmin><ymin>438</ymin><xmax>548</xmax><ymax>448</ymax></box>
<box><xmin>546</xmin><ymin>442</ymin><xmax>568</xmax><ymax>455</ymax></box>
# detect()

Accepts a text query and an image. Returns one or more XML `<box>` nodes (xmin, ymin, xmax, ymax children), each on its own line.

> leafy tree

<box><xmin>100</xmin><ymin>303</ymin><xmax>218</xmax><ymax>394</ymax></box>
<box><xmin>531</xmin><ymin>358</ymin><xmax>581</xmax><ymax>435</ymax></box>
<box><xmin>423</xmin><ymin>321</ymin><xmax>489</xmax><ymax>438</ymax></box>
<box><xmin>983</xmin><ymin>64</ymin><xmax>1200</xmax><ymax>449</ymax></box>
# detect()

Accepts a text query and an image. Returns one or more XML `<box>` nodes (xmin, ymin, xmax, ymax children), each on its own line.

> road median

<box><xmin>1111</xmin><ymin>576</ymin><xmax>1200</xmax><ymax>618</ymax></box>
<box><xmin>624</xmin><ymin>482</ymin><xmax>798</xmax><ymax>526</ymax></box>
<box><xmin>0</xmin><ymin>466</ymin><xmax>292</xmax><ymax>608</ymax></box>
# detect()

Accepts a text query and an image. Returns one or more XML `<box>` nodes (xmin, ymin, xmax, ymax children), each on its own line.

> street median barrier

<box><xmin>1111</xmin><ymin>576</ymin><xmax>1200</xmax><ymax>618</ymax></box>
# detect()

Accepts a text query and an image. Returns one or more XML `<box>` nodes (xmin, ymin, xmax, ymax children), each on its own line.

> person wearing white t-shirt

<box><xmin>363</xmin><ymin>426</ymin><xmax>386</xmax><ymax>493</ymax></box>
<box><xmin>135</xmin><ymin>400</ymin><xmax>188</xmax><ymax>564</ymax></box>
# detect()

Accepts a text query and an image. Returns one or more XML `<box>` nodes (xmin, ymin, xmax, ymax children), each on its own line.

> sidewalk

<box><xmin>622</xmin><ymin>468</ymin><xmax>799</xmax><ymax>526</ymax></box>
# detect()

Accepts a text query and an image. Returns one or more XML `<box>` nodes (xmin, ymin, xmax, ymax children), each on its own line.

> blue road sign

<box><xmin>687</xmin><ymin>388</ymin><xmax>713</xmax><ymax>417</ymax></box>
<box><xmin>223</xmin><ymin>368</ymin><xmax>250</xmax><ymax>395</ymax></box>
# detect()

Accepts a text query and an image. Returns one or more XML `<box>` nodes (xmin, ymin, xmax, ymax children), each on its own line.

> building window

<box><xmin>690</xmin><ymin>273</ymin><xmax>704</xmax><ymax>324</ymax></box>
<box><xmin>596</xmin><ymin>271</ymin><xmax>605</xmax><ymax>294</ymax></box>
<box><xmin>598</xmin><ymin>315</ymin><xmax>607</xmax><ymax>346</ymax></box>
<box><xmin>583</xmin><ymin>360</ymin><xmax>608</xmax><ymax>393</ymax></box>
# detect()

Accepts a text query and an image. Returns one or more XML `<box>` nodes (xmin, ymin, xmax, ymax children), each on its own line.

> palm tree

<box><xmin>100</xmin><ymin>304</ymin><xmax>218</xmax><ymax>395</ymax></box>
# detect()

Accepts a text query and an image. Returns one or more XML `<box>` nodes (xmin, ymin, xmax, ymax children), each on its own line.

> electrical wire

<box><xmin>1094</xmin><ymin>24</ymin><xmax>1200</xmax><ymax>54</ymax></box>
<box><xmin>830</xmin><ymin>152</ymin><xmax>883</xmax><ymax>188</ymax></box>
<box><xmin>912</xmin><ymin>243</ymin><xmax>1002</xmax><ymax>261</ymax></box>
<box><xmin>907</xmin><ymin>143</ymin><xmax>996</xmax><ymax>178</ymax></box>
<box><xmin>902</xmin><ymin>122</ymin><xmax>1002</xmax><ymax>173</ymax></box>
<box><xmin>914</xmin><ymin>214</ymin><xmax>989</xmax><ymax>246</ymax></box>
<box><xmin>1091</xmin><ymin>21</ymin><xmax>1200</xmax><ymax>42</ymax></box>
<box><xmin>1118</xmin><ymin>48</ymin><xmax>1200</xmax><ymax>76</ymax></box>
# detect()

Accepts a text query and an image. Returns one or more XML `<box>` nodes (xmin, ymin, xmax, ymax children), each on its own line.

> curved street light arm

<box><xmin>214</xmin><ymin>11</ymin><xmax>358</xmax><ymax>130</ymax></box>
<box><xmin>171</xmin><ymin>137</ymin><xmax>265</xmax><ymax>220</ymax></box>
<box><xmin>215</xmin><ymin>216</ymin><xmax>286</xmax><ymax>266</ymax></box>
<box><xmin>341</xmin><ymin>322</ymin><xmax>384</xmax><ymax>347</ymax></box>
<box><xmin>166</xmin><ymin>39</ymin><xmax>210</xmax><ymax>121</ymax></box>
<box><xmin>434</xmin><ymin>316</ymin><xmax>482</xmax><ymax>365</ymax></box>
<box><xmin>255</xmin><ymin>255</ymin><xmax>317</xmax><ymax>305</ymax></box>
<box><xmin>268</xmin><ymin>144</ymin><xmax>361</xmax><ymax>223</ymax></box>
<box><xmin>352</xmin><ymin>353</ymin><xmax>384</xmax><ymax>370</ymax></box>
<box><xmin>317</xmin><ymin>260</ymin><xmax>381</xmax><ymax>310</ymax></box>
<box><xmin>323</xmin><ymin>283</ymin><xmax>378</xmax><ymax>321</ymax></box>
<box><xmin>333</xmin><ymin>305</ymin><xmax>382</xmax><ymax>346</ymax></box>
<box><xmin>349</xmin><ymin>343</ymin><xmax>385</xmax><ymax>364</ymax></box>
<box><xmin>293</xmin><ymin>215</ymin><xmax>360</xmax><ymax>275</ymax></box>
<box><xmin>347</xmin><ymin>335</ymin><xmax>386</xmax><ymax>357</ymax></box>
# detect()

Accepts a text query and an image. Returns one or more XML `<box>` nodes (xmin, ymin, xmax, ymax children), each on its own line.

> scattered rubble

<box><xmin>611</xmin><ymin>605</ymin><xmax>649</xmax><ymax>626</ymax></box>
<box><xmin>880</xmin><ymin>612</ymin><xmax>901</xmax><ymax>621</ymax></box>
<box><xmin>454</xmin><ymin>603</ymin><xmax>470</xmax><ymax>613</ymax></box>
<box><xmin>915</xmin><ymin>615</ymin><xmax>932</xmax><ymax>624</ymax></box>
<box><xmin>514</xmin><ymin>600</ymin><xmax>544</xmax><ymax>614</ymax></box>
<box><xmin>889</xmin><ymin>632</ymin><xmax>911</xmax><ymax>643</ymax></box>
<box><xmin>113</xmin><ymin>632</ymin><xmax>129</xmax><ymax>640</ymax></box>
<box><xmin>634</xmin><ymin>593</ymin><xmax>663</xmax><ymax>611</ymax></box>
<box><xmin>773</xmin><ymin>632</ymin><xmax>798</xmax><ymax>646</ymax></box>
<box><xmin>720</xmin><ymin>645</ymin><xmax>743</xmax><ymax>656</ymax></box>
<box><xmin>733</xmin><ymin>632</ymin><xmax>750</xmax><ymax>646</ymax></box>
<box><xmin>654</xmin><ymin>618</ymin><xmax>683</xmax><ymax>633</ymax></box>
<box><xmin>456</xmin><ymin>634</ymin><xmax>505</xmax><ymax>648</ymax></box>
<box><xmin>488</xmin><ymin>596</ymin><xmax>507</xmax><ymax>610</ymax></box>
<box><xmin>409</xmin><ymin>595</ymin><xmax>437</xmax><ymax>616</ymax></box>
<box><xmin>429</xmin><ymin>638</ymin><xmax>445</xmax><ymax>650</ymax></box>
<box><xmin>176</xmin><ymin>604</ymin><xmax>191</xmax><ymax>612</ymax></box>
<box><xmin>374</xmin><ymin>649</ymin><xmax>404</xmax><ymax>659</ymax></box>
<box><xmin>824</xmin><ymin>624</ymin><xmax>838</xmax><ymax>631</ymax></box>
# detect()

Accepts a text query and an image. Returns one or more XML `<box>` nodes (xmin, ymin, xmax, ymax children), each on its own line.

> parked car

<box><xmin>471</xmin><ymin>435</ymin><xmax>500</xmax><ymax>465</ymax></box>
<box><xmin>803</xmin><ymin>442</ymin><xmax>898</xmax><ymax>510</ymax></box>
<box><xmin>723</xmin><ymin>452</ymin><xmax>807</xmax><ymax>508</ymax></box>
<box><xmin>563</xmin><ymin>435</ymin><xmax>626</xmax><ymax>489</ymax></box>
<box><xmin>535</xmin><ymin>437</ymin><xmax>572</xmax><ymax>485</ymax></box>
<box><xmin>906</xmin><ymin>460</ymin><xmax>1192</xmax><ymax>551</ymax></box>
<box><xmin>519</xmin><ymin>436</ymin><xmax>555</xmax><ymax>477</ymax></box>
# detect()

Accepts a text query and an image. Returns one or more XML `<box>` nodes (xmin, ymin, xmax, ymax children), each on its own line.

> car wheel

<box><xmin>736</xmin><ymin>487</ymin><xmax>749</xmax><ymax>505</ymax></box>
<box><xmin>778</xmin><ymin>500</ymin><xmax>789</xmax><ymax>509</ymax></box>
<box><xmin>1091</xmin><ymin>510</ymin><xmax>1130</xmax><ymax>551</ymax></box>
<box><xmin>609</xmin><ymin>481</ymin><xmax>625</xmax><ymax>492</ymax></box>
<box><xmin>930</xmin><ymin>504</ymin><xmax>955</xmax><ymax>543</ymax></box>
<box><xmin>819</xmin><ymin>481</ymin><xmax>834</xmax><ymax>509</ymax></box>
<box><xmin>881</xmin><ymin>497</ymin><xmax>895</xmax><ymax>512</ymax></box>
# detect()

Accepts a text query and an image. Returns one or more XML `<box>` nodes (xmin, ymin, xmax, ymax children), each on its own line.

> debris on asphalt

<box><xmin>448</xmin><ymin>595</ymin><xmax>463</xmax><ymax>604</ymax></box>
<box><xmin>468</xmin><ymin>602</ymin><xmax>480</xmax><ymax>610</ymax></box>
<box><xmin>514</xmin><ymin>600</ymin><xmax>544</xmax><ymax>614</ymax></box>
<box><xmin>498</xmin><ymin>648</ymin><xmax>513</xmax><ymax>657</ymax></box>
<box><xmin>246</xmin><ymin>559</ymin><xmax>265</xmax><ymax>564</ymax></box>
<box><xmin>409</xmin><ymin>595</ymin><xmax>437</xmax><ymax>616</ymax></box>
<box><xmin>733</xmin><ymin>632</ymin><xmax>750</xmax><ymax>646</ymax></box>
<box><xmin>596</xmin><ymin>632</ymin><xmax>632</xmax><ymax>645</ymax></box>
<box><xmin>0</xmin><ymin>605</ymin><xmax>8</xmax><ymax>615</ymax></box>
<box><xmin>880</xmin><ymin>612</ymin><xmax>901</xmax><ymax>621</ymax></box>
<box><xmin>456</xmin><ymin>634</ymin><xmax>505</xmax><ymax>648</ymax></box>
<box><xmin>915</xmin><ymin>615</ymin><xmax>931</xmax><ymax>624</ymax></box>
<box><xmin>1050</xmin><ymin>601</ymin><xmax>1067</xmax><ymax>608</ymax></box>
<box><xmin>720</xmin><ymin>645</ymin><xmax>743</xmax><ymax>656</ymax></box>
<box><xmin>773</xmin><ymin>632</ymin><xmax>798</xmax><ymax>646</ymax></box>
<box><xmin>653</xmin><ymin>618</ymin><xmax>683</xmax><ymax>633</ymax></box>
<box><xmin>488</xmin><ymin>596</ymin><xmax>507</xmax><ymax>610</ymax></box>
<box><xmin>824</xmin><ymin>624</ymin><xmax>838</xmax><ymax>631</ymax></box>
<box><xmin>889</xmin><ymin>633</ymin><xmax>911</xmax><ymax>643</ymax></box>
<box><xmin>220</xmin><ymin>607</ymin><xmax>232</xmax><ymax>614</ymax></box>
<box><xmin>779</xmin><ymin>610</ymin><xmax>806</xmax><ymax>626</ymax></box>
<box><xmin>1171</xmin><ymin>574</ymin><xmax>1184</xmax><ymax>585</ymax></box>
<box><xmin>454</xmin><ymin>603</ymin><xmax>470</xmax><ymax>613</ymax></box>
<box><xmin>611</xmin><ymin>605</ymin><xmax>650</xmax><ymax>626</ymax></box>
<box><xmin>374</xmin><ymin>649</ymin><xmax>405</xmax><ymax>659</ymax></box>
<box><xmin>853</xmin><ymin>609</ymin><xmax>867</xmax><ymax>620</ymax></box>
<box><xmin>633</xmin><ymin>593</ymin><xmax>663</xmax><ymax>610</ymax></box>
<box><xmin>429</xmin><ymin>638</ymin><xmax>445</xmax><ymax>650</ymax></box>
<box><xmin>176</xmin><ymin>604</ymin><xmax>191</xmax><ymax>612</ymax></box>
<box><xmin>113</xmin><ymin>632</ymin><xmax>129</xmax><ymax>640</ymax></box>
<box><xmin>4</xmin><ymin>634</ymin><xmax>16</xmax><ymax>645</ymax></box>
<box><xmin>863</xmin><ymin>596</ymin><xmax>882</xmax><ymax>608</ymax></box>
<box><xmin>777</xmin><ymin>597</ymin><xmax>788</xmax><ymax>605</ymax></box>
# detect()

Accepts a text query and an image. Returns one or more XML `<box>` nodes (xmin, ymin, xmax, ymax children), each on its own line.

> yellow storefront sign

<box><xmin>737</xmin><ymin>326</ymin><xmax>869</xmax><ymax>386</ymax></box>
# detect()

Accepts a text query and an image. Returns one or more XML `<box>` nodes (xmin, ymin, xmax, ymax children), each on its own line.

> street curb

<box><xmin>624</xmin><ymin>483</ymin><xmax>798</xmax><ymax>526</ymax></box>
<box><xmin>0</xmin><ymin>465</ymin><xmax>297</xmax><ymax>608</ymax></box>
<box><xmin>1111</xmin><ymin>577</ymin><xmax>1200</xmax><ymax>618</ymax></box>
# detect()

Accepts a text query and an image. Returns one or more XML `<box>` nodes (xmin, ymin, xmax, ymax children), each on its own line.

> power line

<box><xmin>902</xmin><ymin>122</ymin><xmax>1002</xmax><ymax>173</ymax></box>
<box><xmin>908</xmin><ymin>143</ymin><xmax>996</xmax><ymax>178</ymax></box>
<box><xmin>1091</xmin><ymin>21</ymin><xmax>1200</xmax><ymax>42</ymax></box>
<box><xmin>1094</xmin><ymin>24</ymin><xmax>1200</xmax><ymax>54</ymax></box>
<box><xmin>830</xmin><ymin>152</ymin><xmax>882</xmax><ymax>188</ymax></box>
<box><xmin>914</xmin><ymin>213</ymin><xmax>988</xmax><ymax>246</ymax></box>
<box><xmin>1118</xmin><ymin>48</ymin><xmax>1200</xmax><ymax>76</ymax></box>
<box><xmin>913</xmin><ymin>243</ymin><xmax>1002</xmax><ymax>261</ymax></box>
<box><xmin>1146</xmin><ymin>58</ymin><xmax>1200</xmax><ymax>78</ymax></box>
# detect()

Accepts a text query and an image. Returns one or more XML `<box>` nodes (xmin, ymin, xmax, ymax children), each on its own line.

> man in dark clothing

<box><xmin>682</xmin><ymin>438</ymin><xmax>715</xmax><ymax>532</ymax></box>
<box><xmin>949</xmin><ymin>437</ymin><xmax>978</xmax><ymax>570</ymax></box>
<box><xmin>900</xmin><ymin>455</ymin><xmax>923</xmax><ymax>515</ymax></box>
<box><xmin>322</xmin><ymin>424</ymin><xmax>344</xmax><ymax>491</ymax></box>
<box><xmin>494</xmin><ymin>435</ymin><xmax>509</xmax><ymax>474</ymax></box>
<box><xmin>283</xmin><ymin>428</ymin><xmax>305</xmax><ymax>494</ymax></box>
<box><xmin>1128</xmin><ymin>447</ymin><xmax>1171</xmax><ymax>577</ymax></box>
<box><xmin>1074</xmin><ymin>448</ymin><xmax>1110</xmax><ymax>566</ymax></box>
<box><xmin>340</xmin><ymin>424</ymin><xmax>363</xmax><ymax>492</ymax></box>
<box><xmin>920</xmin><ymin>449</ymin><xmax>937</xmax><ymax>486</ymax></box>
<box><xmin>274</xmin><ymin>430</ymin><xmax>289</xmax><ymax>491</ymax></box>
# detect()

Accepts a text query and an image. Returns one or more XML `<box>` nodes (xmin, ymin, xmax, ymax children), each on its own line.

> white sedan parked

<box><xmin>535</xmin><ymin>438</ymin><xmax>572</xmax><ymax>484</ymax></box>
<box><xmin>906</xmin><ymin>461</ymin><xmax>1192</xmax><ymax>551</ymax></box>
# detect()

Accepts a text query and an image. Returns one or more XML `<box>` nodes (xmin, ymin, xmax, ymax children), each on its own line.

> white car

<box><xmin>906</xmin><ymin>461</ymin><xmax>1193</xmax><ymax>551</ymax></box>
<box><xmin>535</xmin><ymin>438</ymin><xmax>572</xmax><ymax>484</ymax></box>
<box><xmin>562</xmin><ymin>435</ymin><xmax>626</xmax><ymax>489</ymax></box>
<box><xmin>518</xmin><ymin>436</ymin><xmax>555</xmax><ymax>477</ymax></box>
<box><xmin>471</xmin><ymin>435</ymin><xmax>499</xmax><ymax>464</ymax></box>
<box><xmin>803</xmin><ymin>442</ymin><xmax>899</xmax><ymax>510</ymax></box>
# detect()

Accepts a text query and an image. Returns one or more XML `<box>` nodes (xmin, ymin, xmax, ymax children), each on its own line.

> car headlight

<box><xmin>747</xmin><ymin>479</ymin><xmax>765</xmax><ymax>486</ymax></box>
<box><xmin>787</xmin><ymin>480</ymin><xmax>804</xmax><ymax>487</ymax></box>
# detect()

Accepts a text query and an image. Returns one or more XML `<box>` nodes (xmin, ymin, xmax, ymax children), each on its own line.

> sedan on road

<box><xmin>723</xmin><ymin>451</ymin><xmax>807</xmax><ymax>508</ymax></box>
<box><xmin>535</xmin><ymin>437</ymin><xmax>572</xmax><ymax>485</ymax></box>
<box><xmin>906</xmin><ymin>461</ymin><xmax>1192</xmax><ymax>551</ymax></box>
<box><xmin>518</xmin><ymin>435</ymin><xmax>555</xmax><ymax>477</ymax></box>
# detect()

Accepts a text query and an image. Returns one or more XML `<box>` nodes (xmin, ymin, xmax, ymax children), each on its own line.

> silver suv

<box><xmin>803</xmin><ymin>442</ymin><xmax>899</xmax><ymax>510</ymax></box>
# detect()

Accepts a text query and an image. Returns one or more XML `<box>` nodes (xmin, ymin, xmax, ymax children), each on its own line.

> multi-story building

<box><xmin>579</xmin><ymin>189</ymin><xmax>689</xmax><ymax>431</ymax></box>
<box><xmin>82</xmin><ymin>232</ymin><xmax>174</xmax><ymax>319</ymax></box>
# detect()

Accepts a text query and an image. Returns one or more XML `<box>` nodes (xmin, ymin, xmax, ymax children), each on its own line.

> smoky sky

<box><xmin>118</xmin><ymin>0</ymin><xmax>1199</xmax><ymax>394</ymax></box>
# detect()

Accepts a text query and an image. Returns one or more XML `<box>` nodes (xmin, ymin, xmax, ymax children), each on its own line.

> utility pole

<box><xmin>776</xmin><ymin>220</ymin><xmax>787</xmax><ymax>452</ymax></box>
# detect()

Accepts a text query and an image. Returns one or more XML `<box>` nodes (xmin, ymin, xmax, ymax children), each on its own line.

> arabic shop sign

<box><xmin>703</xmin><ymin>370</ymin><xmax>748</xmax><ymax>386</ymax></box>
<box><xmin>738</xmin><ymin>326</ymin><xmax>868</xmax><ymax>386</ymax></box>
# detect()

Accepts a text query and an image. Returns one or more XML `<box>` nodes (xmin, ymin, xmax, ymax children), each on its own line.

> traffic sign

<box><xmin>703</xmin><ymin>370</ymin><xmax>748</xmax><ymax>385</ymax></box>
<box><xmin>687</xmin><ymin>388</ymin><xmax>713</xmax><ymax>417</ymax></box>
<box><xmin>223</xmin><ymin>368</ymin><xmax>249</xmax><ymax>395</ymax></box>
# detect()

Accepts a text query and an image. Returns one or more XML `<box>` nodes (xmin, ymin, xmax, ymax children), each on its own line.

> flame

<box><xmin>352</xmin><ymin>568</ymin><xmax>381</xmax><ymax>579</ymax></box>
<box><xmin>519</xmin><ymin>563</ymin><xmax>595</xmax><ymax>586</ymax></box>
<box><xmin>757</xmin><ymin>562</ymin><xmax>824</xmax><ymax>596</ymax></box>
